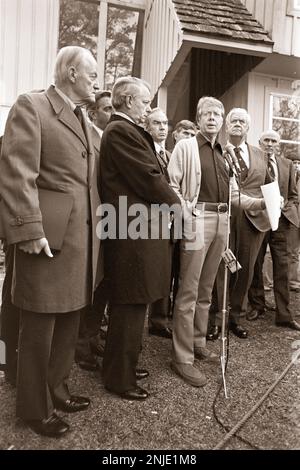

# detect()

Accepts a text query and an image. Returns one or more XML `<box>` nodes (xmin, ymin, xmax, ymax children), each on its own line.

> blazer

<box><xmin>100</xmin><ymin>114</ymin><xmax>180</xmax><ymax>304</ymax></box>
<box><xmin>0</xmin><ymin>86</ymin><xmax>102</xmax><ymax>313</ymax></box>
<box><xmin>276</xmin><ymin>156</ymin><xmax>299</xmax><ymax>227</ymax></box>
<box><xmin>235</xmin><ymin>144</ymin><xmax>270</xmax><ymax>232</ymax></box>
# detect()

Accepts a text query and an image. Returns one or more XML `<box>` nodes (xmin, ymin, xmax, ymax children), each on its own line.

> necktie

<box><xmin>267</xmin><ymin>158</ymin><xmax>276</xmax><ymax>181</ymax></box>
<box><xmin>74</xmin><ymin>106</ymin><xmax>87</xmax><ymax>139</ymax></box>
<box><xmin>234</xmin><ymin>147</ymin><xmax>248</xmax><ymax>182</ymax></box>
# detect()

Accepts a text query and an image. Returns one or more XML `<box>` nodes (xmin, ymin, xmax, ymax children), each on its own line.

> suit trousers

<box><xmin>229</xmin><ymin>211</ymin><xmax>266</xmax><ymax>324</ymax></box>
<box><xmin>248</xmin><ymin>217</ymin><xmax>293</xmax><ymax>322</ymax></box>
<box><xmin>102</xmin><ymin>303</ymin><xmax>147</xmax><ymax>393</ymax></box>
<box><xmin>172</xmin><ymin>211</ymin><xmax>227</xmax><ymax>364</ymax></box>
<box><xmin>0</xmin><ymin>246</ymin><xmax>20</xmax><ymax>384</ymax></box>
<box><xmin>16</xmin><ymin>309</ymin><xmax>80</xmax><ymax>420</ymax></box>
<box><xmin>289</xmin><ymin>224</ymin><xmax>300</xmax><ymax>289</ymax></box>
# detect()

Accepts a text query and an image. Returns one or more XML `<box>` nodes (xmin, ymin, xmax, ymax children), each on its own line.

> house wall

<box><xmin>242</xmin><ymin>0</ymin><xmax>300</xmax><ymax>57</ymax></box>
<box><xmin>0</xmin><ymin>0</ymin><xmax>59</xmax><ymax>135</ymax></box>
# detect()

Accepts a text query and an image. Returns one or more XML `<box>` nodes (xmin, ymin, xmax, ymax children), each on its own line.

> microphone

<box><xmin>224</xmin><ymin>144</ymin><xmax>241</xmax><ymax>183</ymax></box>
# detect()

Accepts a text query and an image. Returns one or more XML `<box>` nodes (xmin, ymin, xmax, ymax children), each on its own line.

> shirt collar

<box><xmin>114</xmin><ymin>111</ymin><xmax>136</xmax><ymax>124</ymax></box>
<box><xmin>55</xmin><ymin>86</ymin><xmax>76</xmax><ymax>111</ymax></box>
<box><xmin>197</xmin><ymin>132</ymin><xmax>222</xmax><ymax>152</ymax></box>
<box><xmin>226</xmin><ymin>141</ymin><xmax>247</xmax><ymax>153</ymax></box>
<box><xmin>154</xmin><ymin>142</ymin><xmax>165</xmax><ymax>154</ymax></box>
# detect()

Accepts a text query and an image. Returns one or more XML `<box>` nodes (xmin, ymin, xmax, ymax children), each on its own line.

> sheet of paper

<box><xmin>261</xmin><ymin>181</ymin><xmax>281</xmax><ymax>231</ymax></box>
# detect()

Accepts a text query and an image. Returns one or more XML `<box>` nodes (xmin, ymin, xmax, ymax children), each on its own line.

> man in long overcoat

<box><xmin>100</xmin><ymin>77</ymin><xmax>180</xmax><ymax>400</ymax></box>
<box><xmin>0</xmin><ymin>46</ymin><xmax>101</xmax><ymax>436</ymax></box>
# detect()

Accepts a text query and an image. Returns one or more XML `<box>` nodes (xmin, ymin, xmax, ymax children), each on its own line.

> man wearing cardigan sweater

<box><xmin>168</xmin><ymin>98</ymin><xmax>266</xmax><ymax>387</ymax></box>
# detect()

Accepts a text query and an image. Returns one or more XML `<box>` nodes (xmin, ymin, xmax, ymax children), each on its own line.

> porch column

<box><xmin>157</xmin><ymin>86</ymin><xmax>168</xmax><ymax>113</ymax></box>
<box><xmin>97</xmin><ymin>0</ymin><xmax>108</xmax><ymax>90</ymax></box>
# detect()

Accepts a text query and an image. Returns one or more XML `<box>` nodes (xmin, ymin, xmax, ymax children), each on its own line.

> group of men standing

<box><xmin>0</xmin><ymin>45</ymin><xmax>299</xmax><ymax>439</ymax></box>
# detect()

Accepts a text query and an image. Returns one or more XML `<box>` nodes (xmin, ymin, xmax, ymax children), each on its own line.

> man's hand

<box><xmin>18</xmin><ymin>237</ymin><xmax>53</xmax><ymax>257</ymax></box>
<box><xmin>280</xmin><ymin>196</ymin><xmax>285</xmax><ymax>209</ymax></box>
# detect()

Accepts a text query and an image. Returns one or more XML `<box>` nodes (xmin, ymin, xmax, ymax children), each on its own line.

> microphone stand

<box><xmin>220</xmin><ymin>151</ymin><xmax>240</xmax><ymax>399</ymax></box>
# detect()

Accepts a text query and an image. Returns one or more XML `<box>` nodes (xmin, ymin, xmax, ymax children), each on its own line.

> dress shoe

<box><xmin>55</xmin><ymin>395</ymin><xmax>90</xmax><ymax>413</ymax></box>
<box><xmin>275</xmin><ymin>319</ymin><xmax>300</xmax><ymax>331</ymax></box>
<box><xmin>290</xmin><ymin>287</ymin><xmax>300</xmax><ymax>293</ymax></box>
<box><xmin>149</xmin><ymin>326</ymin><xmax>172</xmax><ymax>339</ymax></box>
<box><xmin>194</xmin><ymin>346</ymin><xmax>219</xmax><ymax>364</ymax></box>
<box><xmin>171</xmin><ymin>362</ymin><xmax>206</xmax><ymax>387</ymax></box>
<box><xmin>136</xmin><ymin>368</ymin><xmax>149</xmax><ymax>380</ymax></box>
<box><xmin>76</xmin><ymin>358</ymin><xmax>99</xmax><ymax>371</ymax></box>
<box><xmin>114</xmin><ymin>386</ymin><xmax>148</xmax><ymax>401</ymax></box>
<box><xmin>90</xmin><ymin>336</ymin><xmax>105</xmax><ymax>357</ymax></box>
<box><xmin>229</xmin><ymin>323</ymin><xmax>248</xmax><ymax>339</ymax></box>
<box><xmin>265</xmin><ymin>301</ymin><xmax>276</xmax><ymax>311</ymax></box>
<box><xmin>246</xmin><ymin>308</ymin><xmax>265</xmax><ymax>321</ymax></box>
<box><xmin>206</xmin><ymin>325</ymin><xmax>220</xmax><ymax>341</ymax></box>
<box><xmin>27</xmin><ymin>412</ymin><xmax>69</xmax><ymax>437</ymax></box>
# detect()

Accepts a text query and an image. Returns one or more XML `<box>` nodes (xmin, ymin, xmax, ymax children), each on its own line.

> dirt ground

<box><xmin>0</xmin><ymin>254</ymin><xmax>299</xmax><ymax>450</ymax></box>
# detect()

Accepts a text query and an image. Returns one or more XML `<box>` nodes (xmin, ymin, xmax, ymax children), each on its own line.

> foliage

<box><xmin>58</xmin><ymin>1</ymin><xmax>139</xmax><ymax>89</ymax></box>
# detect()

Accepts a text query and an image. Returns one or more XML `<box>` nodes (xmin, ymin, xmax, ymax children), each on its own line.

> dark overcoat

<box><xmin>100</xmin><ymin>114</ymin><xmax>180</xmax><ymax>304</ymax></box>
<box><xmin>0</xmin><ymin>86</ymin><xmax>102</xmax><ymax>313</ymax></box>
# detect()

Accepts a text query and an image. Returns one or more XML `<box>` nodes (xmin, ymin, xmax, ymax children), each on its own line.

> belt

<box><xmin>198</xmin><ymin>202</ymin><xmax>228</xmax><ymax>213</ymax></box>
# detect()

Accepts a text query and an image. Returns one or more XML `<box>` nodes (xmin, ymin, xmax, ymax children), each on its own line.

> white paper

<box><xmin>261</xmin><ymin>181</ymin><xmax>281</xmax><ymax>231</ymax></box>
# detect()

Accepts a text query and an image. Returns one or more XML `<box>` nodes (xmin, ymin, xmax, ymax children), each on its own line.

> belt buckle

<box><xmin>217</xmin><ymin>203</ymin><xmax>227</xmax><ymax>213</ymax></box>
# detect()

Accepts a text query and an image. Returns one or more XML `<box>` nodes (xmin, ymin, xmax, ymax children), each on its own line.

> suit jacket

<box><xmin>100</xmin><ymin>114</ymin><xmax>180</xmax><ymax>304</ymax></box>
<box><xmin>0</xmin><ymin>86</ymin><xmax>101</xmax><ymax>313</ymax></box>
<box><xmin>275</xmin><ymin>156</ymin><xmax>299</xmax><ymax>227</ymax></box>
<box><xmin>236</xmin><ymin>144</ymin><xmax>270</xmax><ymax>232</ymax></box>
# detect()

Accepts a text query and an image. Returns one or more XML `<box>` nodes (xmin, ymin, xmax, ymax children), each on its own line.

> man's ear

<box><xmin>68</xmin><ymin>66</ymin><xmax>77</xmax><ymax>83</ymax></box>
<box><xmin>125</xmin><ymin>95</ymin><xmax>132</xmax><ymax>109</ymax></box>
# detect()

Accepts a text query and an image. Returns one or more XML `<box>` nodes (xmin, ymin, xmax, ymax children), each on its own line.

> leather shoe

<box><xmin>76</xmin><ymin>358</ymin><xmax>99</xmax><ymax>371</ymax></box>
<box><xmin>108</xmin><ymin>386</ymin><xmax>148</xmax><ymax>401</ymax></box>
<box><xmin>27</xmin><ymin>412</ymin><xmax>69</xmax><ymax>437</ymax></box>
<box><xmin>194</xmin><ymin>347</ymin><xmax>219</xmax><ymax>364</ymax></box>
<box><xmin>90</xmin><ymin>337</ymin><xmax>105</xmax><ymax>357</ymax></box>
<box><xmin>246</xmin><ymin>308</ymin><xmax>265</xmax><ymax>321</ymax></box>
<box><xmin>275</xmin><ymin>319</ymin><xmax>300</xmax><ymax>331</ymax></box>
<box><xmin>149</xmin><ymin>326</ymin><xmax>172</xmax><ymax>339</ymax></box>
<box><xmin>55</xmin><ymin>395</ymin><xmax>90</xmax><ymax>413</ymax></box>
<box><xmin>136</xmin><ymin>368</ymin><xmax>149</xmax><ymax>380</ymax></box>
<box><xmin>229</xmin><ymin>323</ymin><xmax>248</xmax><ymax>339</ymax></box>
<box><xmin>206</xmin><ymin>325</ymin><xmax>220</xmax><ymax>341</ymax></box>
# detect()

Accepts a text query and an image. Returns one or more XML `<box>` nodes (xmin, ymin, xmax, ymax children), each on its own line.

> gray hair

<box><xmin>112</xmin><ymin>76</ymin><xmax>150</xmax><ymax>110</ymax></box>
<box><xmin>226</xmin><ymin>108</ymin><xmax>251</xmax><ymax>128</ymax></box>
<box><xmin>54</xmin><ymin>46</ymin><xmax>94</xmax><ymax>85</ymax></box>
<box><xmin>259</xmin><ymin>129</ymin><xmax>280</xmax><ymax>142</ymax></box>
<box><xmin>196</xmin><ymin>96</ymin><xmax>224</xmax><ymax>119</ymax></box>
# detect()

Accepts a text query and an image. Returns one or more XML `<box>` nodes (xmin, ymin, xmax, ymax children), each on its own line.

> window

<box><xmin>58</xmin><ymin>0</ymin><xmax>99</xmax><ymax>57</ymax></box>
<box><xmin>58</xmin><ymin>1</ymin><xmax>144</xmax><ymax>89</ymax></box>
<box><xmin>270</xmin><ymin>92</ymin><xmax>300</xmax><ymax>160</ymax></box>
<box><xmin>104</xmin><ymin>5</ymin><xmax>142</xmax><ymax>89</ymax></box>
<box><xmin>287</xmin><ymin>0</ymin><xmax>300</xmax><ymax>16</ymax></box>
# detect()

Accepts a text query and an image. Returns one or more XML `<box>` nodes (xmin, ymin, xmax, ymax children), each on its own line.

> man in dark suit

<box><xmin>100</xmin><ymin>77</ymin><xmax>180</xmax><ymax>400</ymax></box>
<box><xmin>74</xmin><ymin>91</ymin><xmax>113</xmax><ymax>371</ymax></box>
<box><xmin>144</xmin><ymin>108</ymin><xmax>173</xmax><ymax>339</ymax></box>
<box><xmin>208</xmin><ymin>108</ymin><xmax>271</xmax><ymax>340</ymax></box>
<box><xmin>0</xmin><ymin>135</ymin><xmax>20</xmax><ymax>387</ymax></box>
<box><xmin>247</xmin><ymin>130</ymin><xmax>300</xmax><ymax>330</ymax></box>
<box><xmin>0</xmin><ymin>46</ymin><xmax>101</xmax><ymax>436</ymax></box>
<box><xmin>226</xmin><ymin>108</ymin><xmax>271</xmax><ymax>338</ymax></box>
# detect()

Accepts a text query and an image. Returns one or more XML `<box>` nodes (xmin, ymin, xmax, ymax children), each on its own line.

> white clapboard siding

<box><xmin>242</xmin><ymin>0</ymin><xmax>300</xmax><ymax>57</ymax></box>
<box><xmin>142</xmin><ymin>0</ymin><xmax>183</xmax><ymax>97</ymax></box>
<box><xmin>0</xmin><ymin>0</ymin><xmax>59</xmax><ymax>135</ymax></box>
